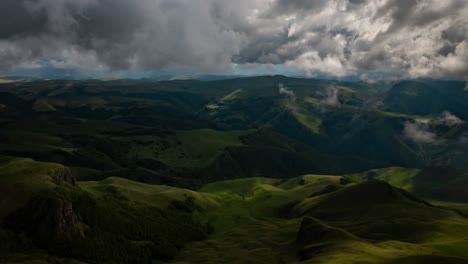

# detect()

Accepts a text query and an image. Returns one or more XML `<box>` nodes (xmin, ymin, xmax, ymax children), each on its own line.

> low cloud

<box><xmin>404</xmin><ymin>111</ymin><xmax>465</xmax><ymax>145</ymax></box>
<box><xmin>359</xmin><ymin>73</ymin><xmax>402</xmax><ymax>83</ymax></box>
<box><xmin>319</xmin><ymin>86</ymin><xmax>340</xmax><ymax>106</ymax></box>
<box><xmin>437</xmin><ymin>111</ymin><xmax>465</xmax><ymax>126</ymax></box>
<box><xmin>404</xmin><ymin>121</ymin><xmax>437</xmax><ymax>144</ymax></box>
<box><xmin>278</xmin><ymin>83</ymin><xmax>296</xmax><ymax>103</ymax></box>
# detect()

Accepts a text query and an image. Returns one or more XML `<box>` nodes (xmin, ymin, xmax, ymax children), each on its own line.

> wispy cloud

<box><xmin>319</xmin><ymin>86</ymin><xmax>340</xmax><ymax>107</ymax></box>
<box><xmin>278</xmin><ymin>83</ymin><xmax>296</xmax><ymax>103</ymax></box>
<box><xmin>404</xmin><ymin>111</ymin><xmax>465</xmax><ymax>144</ymax></box>
<box><xmin>438</xmin><ymin>111</ymin><xmax>465</xmax><ymax>126</ymax></box>
<box><xmin>404</xmin><ymin>121</ymin><xmax>437</xmax><ymax>144</ymax></box>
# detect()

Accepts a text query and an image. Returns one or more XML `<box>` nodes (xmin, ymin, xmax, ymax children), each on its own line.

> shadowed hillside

<box><xmin>1</xmin><ymin>77</ymin><xmax>468</xmax><ymax>263</ymax></box>
<box><xmin>1</xmin><ymin>77</ymin><xmax>467</xmax><ymax>189</ymax></box>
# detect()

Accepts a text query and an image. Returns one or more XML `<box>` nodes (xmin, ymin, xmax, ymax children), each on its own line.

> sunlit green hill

<box><xmin>1</xmin><ymin>158</ymin><xmax>468</xmax><ymax>263</ymax></box>
<box><xmin>1</xmin><ymin>76</ymin><xmax>468</xmax><ymax>263</ymax></box>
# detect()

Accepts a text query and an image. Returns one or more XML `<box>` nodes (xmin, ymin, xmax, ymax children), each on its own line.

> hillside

<box><xmin>1</xmin><ymin>77</ymin><xmax>467</xmax><ymax>189</ymax></box>
<box><xmin>1</xmin><ymin>76</ymin><xmax>468</xmax><ymax>263</ymax></box>
<box><xmin>2</xmin><ymin>159</ymin><xmax>468</xmax><ymax>263</ymax></box>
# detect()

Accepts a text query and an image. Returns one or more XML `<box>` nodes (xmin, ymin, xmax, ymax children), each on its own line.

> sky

<box><xmin>0</xmin><ymin>0</ymin><xmax>467</xmax><ymax>80</ymax></box>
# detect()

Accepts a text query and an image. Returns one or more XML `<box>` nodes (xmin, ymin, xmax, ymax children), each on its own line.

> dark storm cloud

<box><xmin>266</xmin><ymin>0</ymin><xmax>329</xmax><ymax>16</ymax></box>
<box><xmin>374</xmin><ymin>0</ymin><xmax>465</xmax><ymax>34</ymax></box>
<box><xmin>0</xmin><ymin>0</ymin><xmax>467</xmax><ymax>79</ymax></box>
<box><xmin>438</xmin><ymin>23</ymin><xmax>468</xmax><ymax>56</ymax></box>
<box><xmin>0</xmin><ymin>0</ymin><xmax>48</xmax><ymax>39</ymax></box>
<box><xmin>0</xmin><ymin>0</ymin><xmax>250</xmax><ymax>72</ymax></box>
<box><xmin>348</xmin><ymin>0</ymin><xmax>367</xmax><ymax>5</ymax></box>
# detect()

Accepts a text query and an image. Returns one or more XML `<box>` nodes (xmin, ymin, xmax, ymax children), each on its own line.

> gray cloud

<box><xmin>404</xmin><ymin>110</ymin><xmax>465</xmax><ymax>145</ymax></box>
<box><xmin>0</xmin><ymin>0</ymin><xmax>467</xmax><ymax>78</ymax></box>
<box><xmin>266</xmin><ymin>0</ymin><xmax>329</xmax><ymax>17</ymax></box>
<box><xmin>0</xmin><ymin>0</ymin><xmax>251</xmax><ymax>72</ymax></box>
<box><xmin>404</xmin><ymin>120</ymin><xmax>437</xmax><ymax>144</ymax></box>
<box><xmin>437</xmin><ymin>111</ymin><xmax>464</xmax><ymax>126</ymax></box>
<box><xmin>319</xmin><ymin>86</ymin><xmax>340</xmax><ymax>106</ymax></box>
<box><xmin>278</xmin><ymin>83</ymin><xmax>296</xmax><ymax>102</ymax></box>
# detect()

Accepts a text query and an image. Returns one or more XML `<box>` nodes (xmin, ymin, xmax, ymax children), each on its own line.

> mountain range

<box><xmin>1</xmin><ymin>76</ymin><xmax>468</xmax><ymax>263</ymax></box>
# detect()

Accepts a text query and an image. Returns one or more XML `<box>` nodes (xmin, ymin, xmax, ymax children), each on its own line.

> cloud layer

<box><xmin>1</xmin><ymin>0</ymin><xmax>468</xmax><ymax>78</ymax></box>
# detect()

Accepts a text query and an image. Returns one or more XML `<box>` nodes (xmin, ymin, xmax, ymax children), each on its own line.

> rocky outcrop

<box><xmin>4</xmin><ymin>195</ymin><xmax>86</xmax><ymax>239</ymax></box>
<box><xmin>52</xmin><ymin>198</ymin><xmax>86</xmax><ymax>238</ymax></box>
<box><xmin>49</xmin><ymin>167</ymin><xmax>76</xmax><ymax>186</ymax></box>
<box><xmin>5</xmin><ymin>166</ymin><xmax>84</xmax><ymax>239</ymax></box>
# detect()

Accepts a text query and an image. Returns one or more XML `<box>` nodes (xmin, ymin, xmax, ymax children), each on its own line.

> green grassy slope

<box><xmin>173</xmin><ymin>176</ymin><xmax>468</xmax><ymax>264</ymax></box>
<box><xmin>127</xmin><ymin>129</ymin><xmax>248</xmax><ymax>171</ymax></box>
<box><xmin>1</xmin><ymin>76</ymin><xmax>468</xmax><ymax>263</ymax></box>
<box><xmin>1</xmin><ymin>159</ymin><xmax>468</xmax><ymax>263</ymax></box>
<box><xmin>345</xmin><ymin>166</ymin><xmax>468</xmax><ymax>204</ymax></box>
<box><xmin>2</xmin><ymin>77</ymin><xmax>468</xmax><ymax>187</ymax></box>
<box><xmin>0</xmin><ymin>158</ymin><xmax>212</xmax><ymax>263</ymax></box>
<box><xmin>0</xmin><ymin>157</ymin><xmax>60</xmax><ymax>219</ymax></box>
<box><xmin>79</xmin><ymin>177</ymin><xmax>219</xmax><ymax>210</ymax></box>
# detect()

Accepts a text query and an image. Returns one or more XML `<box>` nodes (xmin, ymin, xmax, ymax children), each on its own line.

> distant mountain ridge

<box><xmin>1</xmin><ymin>76</ymin><xmax>467</xmax><ymax>188</ymax></box>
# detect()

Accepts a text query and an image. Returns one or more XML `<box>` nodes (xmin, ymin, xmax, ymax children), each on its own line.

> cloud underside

<box><xmin>1</xmin><ymin>0</ymin><xmax>468</xmax><ymax>79</ymax></box>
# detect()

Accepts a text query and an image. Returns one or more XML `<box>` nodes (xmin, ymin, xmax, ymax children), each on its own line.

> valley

<box><xmin>1</xmin><ymin>76</ymin><xmax>468</xmax><ymax>263</ymax></box>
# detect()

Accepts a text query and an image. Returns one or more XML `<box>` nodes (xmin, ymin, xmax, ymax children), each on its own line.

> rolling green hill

<box><xmin>0</xmin><ymin>158</ymin><xmax>212</xmax><ymax>263</ymax></box>
<box><xmin>1</xmin><ymin>76</ymin><xmax>468</xmax><ymax>187</ymax></box>
<box><xmin>1</xmin><ymin>76</ymin><xmax>468</xmax><ymax>263</ymax></box>
<box><xmin>1</xmin><ymin>157</ymin><xmax>468</xmax><ymax>263</ymax></box>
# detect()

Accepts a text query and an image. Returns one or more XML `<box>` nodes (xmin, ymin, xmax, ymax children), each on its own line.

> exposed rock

<box><xmin>52</xmin><ymin>198</ymin><xmax>86</xmax><ymax>238</ymax></box>
<box><xmin>49</xmin><ymin>167</ymin><xmax>76</xmax><ymax>186</ymax></box>
<box><xmin>4</xmin><ymin>196</ymin><xmax>86</xmax><ymax>239</ymax></box>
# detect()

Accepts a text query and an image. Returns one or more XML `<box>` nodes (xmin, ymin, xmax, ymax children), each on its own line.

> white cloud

<box><xmin>286</xmin><ymin>52</ymin><xmax>350</xmax><ymax>77</ymax></box>
<box><xmin>319</xmin><ymin>86</ymin><xmax>340</xmax><ymax>106</ymax></box>
<box><xmin>0</xmin><ymin>0</ymin><xmax>468</xmax><ymax>78</ymax></box>
<box><xmin>437</xmin><ymin>111</ymin><xmax>465</xmax><ymax>126</ymax></box>
<box><xmin>278</xmin><ymin>83</ymin><xmax>296</xmax><ymax>102</ymax></box>
<box><xmin>404</xmin><ymin>121</ymin><xmax>437</xmax><ymax>144</ymax></box>
<box><xmin>403</xmin><ymin>111</ymin><xmax>465</xmax><ymax>145</ymax></box>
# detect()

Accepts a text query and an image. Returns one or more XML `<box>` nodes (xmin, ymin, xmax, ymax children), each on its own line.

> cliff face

<box><xmin>48</xmin><ymin>167</ymin><xmax>84</xmax><ymax>238</ymax></box>
<box><xmin>4</xmin><ymin>166</ymin><xmax>85</xmax><ymax>239</ymax></box>
<box><xmin>4</xmin><ymin>195</ymin><xmax>87</xmax><ymax>240</ymax></box>
<box><xmin>51</xmin><ymin>198</ymin><xmax>86</xmax><ymax>238</ymax></box>
<box><xmin>48</xmin><ymin>167</ymin><xmax>76</xmax><ymax>186</ymax></box>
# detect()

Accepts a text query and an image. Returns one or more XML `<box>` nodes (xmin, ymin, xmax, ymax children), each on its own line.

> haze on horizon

<box><xmin>0</xmin><ymin>0</ymin><xmax>467</xmax><ymax>81</ymax></box>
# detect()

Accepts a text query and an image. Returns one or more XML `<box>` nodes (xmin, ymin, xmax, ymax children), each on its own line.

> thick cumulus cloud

<box><xmin>0</xmin><ymin>0</ymin><xmax>468</xmax><ymax>78</ymax></box>
<box><xmin>0</xmin><ymin>0</ymin><xmax>253</xmax><ymax>72</ymax></box>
